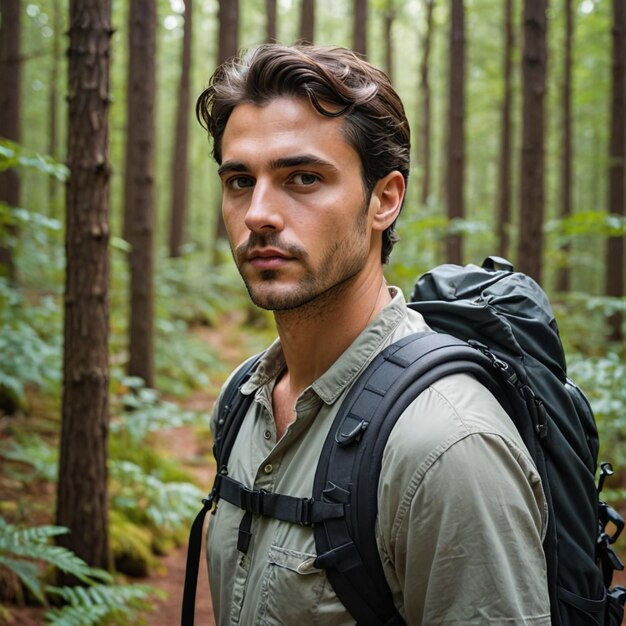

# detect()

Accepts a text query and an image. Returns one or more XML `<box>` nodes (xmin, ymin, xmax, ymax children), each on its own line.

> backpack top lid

<box><xmin>409</xmin><ymin>261</ymin><xmax>568</xmax><ymax>382</ymax></box>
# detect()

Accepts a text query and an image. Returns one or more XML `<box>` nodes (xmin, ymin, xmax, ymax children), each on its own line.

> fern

<box><xmin>109</xmin><ymin>460</ymin><xmax>204</xmax><ymax>530</ymax></box>
<box><xmin>110</xmin><ymin>377</ymin><xmax>202</xmax><ymax>442</ymax></box>
<box><xmin>0</xmin><ymin>435</ymin><xmax>58</xmax><ymax>482</ymax></box>
<box><xmin>0</xmin><ymin>517</ymin><xmax>111</xmax><ymax>603</ymax></box>
<box><xmin>45</xmin><ymin>583</ymin><xmax>165</xmax><ymax>626</ymax></box>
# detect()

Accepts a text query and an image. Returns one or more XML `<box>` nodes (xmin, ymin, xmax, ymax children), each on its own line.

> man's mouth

<box><xmin>246</xmin><ymin>248</ymin><xmax>293</xmax><ymax>269</ymax></box>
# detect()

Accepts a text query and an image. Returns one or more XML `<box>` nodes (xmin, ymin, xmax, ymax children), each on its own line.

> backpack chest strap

<box><xmin>216</xmin><ymin>473</ymin><xmax>345</xmax><ymax>526</ymax></box>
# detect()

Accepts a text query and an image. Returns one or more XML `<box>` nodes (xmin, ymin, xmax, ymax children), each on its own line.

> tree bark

<box><xmin>419</xmin><ymin>0</ymin><xmax>435</xmax><ymax>205</ymax></box>
<box><xmin>48</xmin><ymin>0</ymin><xmax>62</xmax><ymax>215</ymax></box>
<box><xmin>605</xmin><ymin>0</ymin><xmax>626</xmax><ymax>341</ymax></box>
<box><xmin>168</xmin><ymin>0</ymin><xmax>193</xmax><ymax>258</ymax></box>
<box><xmin>300</xmin><ymin>0</ymin><xmax>315</xmax><ymax>44</ymax></box>
<box><xmin>266</xmin><ymin>0</ymin><xmax>277</xmax><ymax>42</ymax></box>
<box><xmin>383</xmin><ymin>2</ymin><xmax>395</xmax><ymax>84</ymax></box>
<box><xmin>56</xmin><ymin>0</ymin><xmax>112</xmax><ymax>575</ymax></box>
<box><xmin>214</xmin><ymin>0</ymin><xmax>239</xmax><ymax>249</ymax></box>
<box><xmin>353</xmin><ymin>0</ymin><xmax>368</xmax><ymax>57</ymax></box>
<box><xmin>218</xmin><ymin>0</ymin><xmax>238</xmax><ymax>64</ymax></box>
<box><xmin>446</xmin><ymin>0</ymin><xmax>465</xmax><ymax>265</ymax></box>
<box><xmin>0</xmin><ymin>0</ymin><xmax>21</xmax><ymax>282</ymax></box>
<box><xmin>124</xmin><ymin>0</ymin><xmax>157</xmax><ymax>387</ymax></box>
<box><xmin>518</xmin><ymin>0</ymin><xmax>547</xmax><ymax>283</ymax></box>
<box><xmin>556</xmin><ymin>0</ymin><xmax>573</xmax><ymax>292</ymax></box>
<box><xmin>496</xmin><ymin>0</ymin><xmax>514</xmax><ymax>260</ymax></box>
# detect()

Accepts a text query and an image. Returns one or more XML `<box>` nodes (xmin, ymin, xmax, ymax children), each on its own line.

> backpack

<box><xmin>182</xmin><ymin>257</ymin><xmax>626</xmax><ymax>626</ymax></box>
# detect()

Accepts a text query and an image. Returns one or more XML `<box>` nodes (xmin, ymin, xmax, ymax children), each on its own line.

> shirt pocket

<box><xmin>257</xmin><ymin>545</ymin><xmax>349</xmax><ymax>626</ymax></box>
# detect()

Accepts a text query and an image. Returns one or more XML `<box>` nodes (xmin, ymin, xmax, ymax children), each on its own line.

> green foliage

<box><xmin>45</xmin><ymin>583</ymin><xmax>164</xmax><ymax>626</ymax></box>
<box><xmin>111</xmin><ymin>376</ymin><xmax>202</xmax><ymax>442</ymax></box>
<box><xmin>0</xmin><ymin>516</ymin><xmax>164</xmax><ymax>625</ymax></box>
<box><xmin>0</xmin><ymin>434</ymin><xmax>58</xmax><ymax>482</ymax></box>
<box><xmin>0</xmin><ymin>517</ymin><xmax>111</xmax><ymax>604</ymax></box>
<box><xmin>0</xmin><ymin>279</ymin><xmax>62</xmax><ymax>411</ymax></box>
<box><xmin>109</xmin><ymin>460</ymin><xmax>204</xmax><ymax>532</ymax></box>
<box><xmin>548</xmin><ymin>211</ymin><xmax>626</xmax><ymax>239</ymax></box>
<box><xmin>0</xmin><ymin>139</ymin><xmax>68</xmax><ymax>181</ymax></box>
<box><xmin>569</xmin><ymin>352</ymin><xmax>626</xmax><ymax>468</ymax></box>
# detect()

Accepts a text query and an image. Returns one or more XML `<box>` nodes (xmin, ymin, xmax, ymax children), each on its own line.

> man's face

<box><xmin>219</xmin><ymin>96</ymin><xmax>380</xmax><ymax>312</ymax></box>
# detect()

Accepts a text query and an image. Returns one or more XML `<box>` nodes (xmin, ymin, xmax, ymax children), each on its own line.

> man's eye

<box><xmin>227</xmin><ymin>176</ymin><xmax>254</xmax><ymax>190</ymax></box>
<box><xmin>292</xmin><ymin>173</ymin><xmax>319</xmax><ymax>186</ymax></box>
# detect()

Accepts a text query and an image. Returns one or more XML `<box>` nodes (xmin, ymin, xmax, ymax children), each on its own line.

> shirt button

<box><xmin>263</xmin><ymin>430</ymin><xmax>271</xmax><ymax>440</ymax></box>
<box><xmin>263</xmin><ymin>464</ymin><xmax>273</xmax><ymax>474</ymax></box>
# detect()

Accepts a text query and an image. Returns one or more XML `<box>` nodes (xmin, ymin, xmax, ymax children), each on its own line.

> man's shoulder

<box><xmin>379</xmin><ymin>371</ymin><xmax>534</xmax><ymax>494</ymax></box>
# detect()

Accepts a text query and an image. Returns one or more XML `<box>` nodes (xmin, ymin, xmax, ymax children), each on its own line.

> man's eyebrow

<box><xmin>217</xmin><ymin>161</ymin><xmax>249</xmax><ymax>177</ymax></box>
<box><xmin>218</xmin><ymin>155</ymin><xmax>339</xmax><ymax>177</ymax></box>
<box><xmin>269</xmin><ymin>155</ymin><xmax>339</xmax><ymax>172</ymax></box>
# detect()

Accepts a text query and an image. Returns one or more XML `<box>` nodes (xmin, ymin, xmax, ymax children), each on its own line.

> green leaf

<box><xmin>0</xmin><ymin>555</ymin><xmax>46</xmax><ymax>604</ymax></box>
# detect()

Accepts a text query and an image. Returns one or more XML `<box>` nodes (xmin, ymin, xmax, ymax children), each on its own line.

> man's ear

<box><xmin>369</xmin><ymin>171</ymin><xmax>405</xmax><ymax>233</ymax></box>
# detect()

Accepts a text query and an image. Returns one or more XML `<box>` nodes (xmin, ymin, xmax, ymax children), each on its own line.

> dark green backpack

<box><xmin>182</xmin><ymin>257</ymin><xmax>626</xmax><ymax>626</ymax></box>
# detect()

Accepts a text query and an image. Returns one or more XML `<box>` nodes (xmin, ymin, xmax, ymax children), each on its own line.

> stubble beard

<box><xmin>234</xmin><ymin>210</ymin><xmax>369</xmax><ymax>315</ymax></box>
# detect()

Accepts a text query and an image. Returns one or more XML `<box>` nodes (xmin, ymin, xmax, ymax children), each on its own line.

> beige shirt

<box><xmin>207</xmin><ymin>288</ymin><xmax>551</xmax><ymax>625</ymax></box>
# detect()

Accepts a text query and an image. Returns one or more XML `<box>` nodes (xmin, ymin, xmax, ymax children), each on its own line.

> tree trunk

<box><xmin>0</xmin><ymin>0</ymin><xmax>21</xmax><ymax>282</ymax></box>
<box><xmin>168</xmin><ymin>0</ymin><xmax>193</xmax><ymax>258</ymax></box>
<box><xmin>518</xmin><ymin>0</ymin><xmax>547</xmax><ymax>283</ymax></box>
<box><xmin>556</xmin><ymin>0</ymin><xmax>573</xmax><ymax>292</ymax></box>
<box><xmin>124</xmin><ymin>0</ymin><xmax>157</xmax><ymax>387</ymax></box>
<box><xmin>353</xmin><ymin>0</ymin><xmax>368</xmax><ymax>57</ymax></box>
<box><xmin>383</xmin><ymin>2</ymin><xmax>395</xmax><ymax>84</ymax></box>
<box><xmin>605</xmin><ymin>0</ymin><xmax>626</xmax><ymax>341</ymax></box>
<box><xmin>218</xmin><ymin>0</ymin><xmax>238</xmax><ymax>64</ymax></box>
<box><xmin>48</xmin><ymin>0</ymin><xmax>62</xmax><ymax>216</ymax></box>
<box><xmin>56</xmin><ymin>0</ymin><xmax>112</xmax><ymax>575</ymax></box>
<box><xmin>266</xmin><ymin>0</ymin><xmax>277</xmax><ymax>42</ymax></box>
<box><xmin>419</xmin><ymin>0</ymin><xmax>435</xmax><ymax>205</ymax></box>
<box><xmin>496</xmin><ymin>0</ymin><xmax>514</xmax><ymax>260</ymax></box>
<box><xmin>300</xmin><ymin>0</ymin><xmax>315</xmax><ymax>44</ymax></box>
<box><xmin>214</xmin><ymin>0</ymin><xmax>239</xmax><ymax>249</ymax></box>
<box><xmin>446</xmin><ymin>0</ymin><xmax>465</xmax><ymax>265</ymax></box>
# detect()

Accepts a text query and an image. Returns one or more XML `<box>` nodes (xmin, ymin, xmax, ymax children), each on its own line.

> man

<box><xmin>197</xmin><ymin>43</ymin><xmax>550</xmax><ymax>625</ymax></box>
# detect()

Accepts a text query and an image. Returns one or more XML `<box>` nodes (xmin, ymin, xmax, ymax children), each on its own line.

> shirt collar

<box><xmin>241</xmin><ymin>287</ymin><xmax>408</xmax><ymax>404</ymax></box>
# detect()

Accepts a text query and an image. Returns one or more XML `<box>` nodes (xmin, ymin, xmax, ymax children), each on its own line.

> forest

<box><xmin>0</xmin><ymin>0</ymin><xmax>625</xmax><ymax>623</ymax></box>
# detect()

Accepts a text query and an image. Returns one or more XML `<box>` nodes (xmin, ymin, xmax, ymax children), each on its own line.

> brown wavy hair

<box><xmin>196</xmin><ymin>43</ymin><xmax>410</xmax><ymax>263</ymax></box>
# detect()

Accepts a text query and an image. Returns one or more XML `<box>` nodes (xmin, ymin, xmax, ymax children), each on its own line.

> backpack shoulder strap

<box><xmin>181</xmin><ymin>352</ymin><xmax>263</xmax><ymax>626</ymax></box>
<box><xmin>313</xmin><ymin>331</ymin><xmax>506</xmax><ymax>626</ymax></box>
<box><xmin>213</xmin><ymin>352</ymin><xmax>264</xmax><ymax>467</ymax></box>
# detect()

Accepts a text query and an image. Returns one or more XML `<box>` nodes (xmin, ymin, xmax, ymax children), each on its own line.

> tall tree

<box><xmin>56</xmin><ymin>0</ymin><xmax>112</xmax><ymax>574</ymax></box>
<box><xmin>446</xmin><ymin>0</ymin><xmax>465</xmax><ymax>265</ymax></box>
<box><xmin>266</xmin><ymin>0</ymin><xmax>277</xmax><ymax>42</ymax></box>
<box><xmin>419</xmin><ymin>0</ymin><xmax>435</xmax><ymax>205</ymax></box>
<box><xmin>124</xmin><ymin>0</ymin><xmax>157</xmax><ymax>387</ymax></box>
<box><xmin>605</xmin><ymin>0</ymin><xmax>626</xmax><ymax>341</ymax></box>
<box><xmin>218</xmin><ymin>0</ymin><xmax>238</xmax><ymax>64</ymax></box>
<box><xmin>0</xmin><ymin>0</ymin><xmax>21</xmax><ymax>282</ymax></box>
<box><xmin>214</xmin><ymin>0</ymin><xmax>239</xmax><ymax>246</ymax></box>
<box><xmin>300</xmin><ymin>0</ymin><xmax>315</xmax><ymax>43</ymax></box>
<box><xmin>495</xmin><ymin>0</ymin><xmax>515</xmax><ymax>259</ymax></box>
<box><xmin>168</xmin><ymin>0</ymin><xmax>193</xmax><ymax>258</ymax></box>
<box><xmin>353</xmin><ymin>0</ymin><xmax>368</xmax><ymax>57</ymax></box>
<box><xmin>48</xmin><ymin>0</ymin><xmax>62</xmax><ymax>214</ymax></box>
<box><xmin>556</xmin><ymin>0</ymin><xmax>573</xmax><ymax>292</ymax></box>
<box><xmin>518</xmin><ymin>0</ymin><xmax>547</xmax><ymax>283</ymax></box>
<box><xmin>383</xmin><ymin>1</ymin><xmax>395</xmax><ymax>84</ymax></box>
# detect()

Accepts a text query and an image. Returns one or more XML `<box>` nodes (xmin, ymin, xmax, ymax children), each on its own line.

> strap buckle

<box><xmin>297</xmin><ymin>497</ymin><xmax>315</xmax><ymax>526</ymax></box>
<box><xmin>239</xmin><ymin>487</ymin><xmax>266</xmax><ymax>515</ymax></box>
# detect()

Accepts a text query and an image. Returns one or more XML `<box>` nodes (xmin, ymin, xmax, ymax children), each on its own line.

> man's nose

<box><xmin>244</xmin><ymin>181</ymin><xmax>284</xmax><ymax>232</ymax></box>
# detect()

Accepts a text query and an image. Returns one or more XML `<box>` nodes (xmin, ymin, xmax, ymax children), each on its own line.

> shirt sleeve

<box><xmin>376</xmin><ymin>374</ymin><xmax>551</xmax><ymax>625</ymax></box>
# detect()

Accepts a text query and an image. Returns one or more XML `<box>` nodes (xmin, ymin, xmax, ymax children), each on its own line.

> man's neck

<box><xmin>273</xmin><ymin>267</ymin><xmax>392</xmax><ymax>399</ymax></box>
